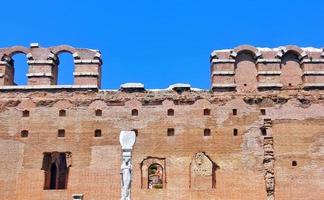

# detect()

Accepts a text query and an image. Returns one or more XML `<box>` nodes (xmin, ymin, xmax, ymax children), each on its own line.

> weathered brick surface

<box><xmin>0</xmin><ymin>45</ymin><xmax>323</xmax><ymax>200</ymax></box>
<box><xmin>0</xmin><ymin>89</ymin><xmax>323</xmax><ymax>200</ymax></box>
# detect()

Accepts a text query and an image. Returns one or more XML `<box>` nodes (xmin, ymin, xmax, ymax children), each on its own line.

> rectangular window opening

<box><xmin>42</xmin><ymin>152</ymin><xmax>71</xmax><ymax>190</ymax></box>
<box><xmin>167</xmin><ymin>128</ymin><xmax>175</xmax><ymax>136</ymax></box>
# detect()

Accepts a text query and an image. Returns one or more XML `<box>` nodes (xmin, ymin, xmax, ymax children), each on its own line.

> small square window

<box><xmin>59</xmin><ymin>110</ymin><xmax>66</xmax><ymax>117</ymax></box>
<box><xmin>167</xmin><ymin>128</ymin><xmax>174</xmax><ymax>136</ymax></box>
<box><xmin>94</xmin><ymin>129</ymin><xmax>102</xmax><ymax>137</ymax></box>
<box><xmin>232</xmin><ymin>109</ymin><xmax>237</xmax><ymax>116</ymax></box>
<box><xmin>233</xmin><ymin>128</ymin><xmax>238</xmax><ymax>136</ymax></box>
<box><xmin>21</xmin><ymin>130</ymin><xmax>29</xmax><ymax>138</ymax></box>
<box><xmin>131</xmin><ymin>109</ymin><xmax>138</xmax><ymax>116</ymax></box>
<box><xmin>204</xmin><ymin>129</ymin><xmax>211</xmax><ymax>136</ymax></box>
<box><xmin>292</xmin><ymin>160</ymin><xmax>297</xmax><ymax>166</ymax></box>
<box><xmin>260</xmin><ymin>109</ymin><xmax>266</xmax><ymax>115</ymax></box>
<box><xmin>261</xmin><ymin>128</ymin><xmax>267</xmax><ymax>136</ymax></box>
<box><xmin>58</xmin><ymin>129</ymin><xmax>65</xmax><ymax>137</ymax></box>
<box><xmin>22</xmin><ymin>110</ymin><xmax>29</xmax><ymax>117</ymax></box>
<box><xmin>167</xmin><ymin>109</ymin><xmax>174</xmax><ymax>116</ymax></box>
<box><xmin>95</xmin><ymin>109</ymin><xmax>102</xmax><ymax>116</ymax></box>
<box><xmin>203</xmin><ymin>109</ymin><xmax>210</xmax><ymax>116</ymax></box>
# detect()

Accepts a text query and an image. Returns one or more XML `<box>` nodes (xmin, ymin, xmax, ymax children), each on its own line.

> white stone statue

<box><xmin>121</xmin><ymin>157</ymin><xmax>132</xmax><ymax>200</ymax></box>
<box><xmin>119</xmin><ymin>131</ymin><xmax>136</xmax><ymax>200</ymax></box>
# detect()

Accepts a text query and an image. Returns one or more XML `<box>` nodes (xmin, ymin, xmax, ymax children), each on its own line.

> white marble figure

<box><xmin>119</xmin><ymin>131</ymin><xmax>136</xmax><ymax>200</ymax></box>
<box><xmin>121</xmin><ymin>157</ymin><xmax>132</xmax><ymax>200</ymax></box>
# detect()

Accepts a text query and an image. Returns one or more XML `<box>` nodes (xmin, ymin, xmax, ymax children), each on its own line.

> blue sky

<box><xmin>1</xmin><ymin>0</ymin><xmax>323</xmax><ymax>89</ymax></box>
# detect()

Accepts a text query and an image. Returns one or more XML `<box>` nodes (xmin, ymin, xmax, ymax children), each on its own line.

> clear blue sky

<box><xmin>1</xmin><ymin>0</ymin><xmax>323</xmax><ymax>89</ymax></box>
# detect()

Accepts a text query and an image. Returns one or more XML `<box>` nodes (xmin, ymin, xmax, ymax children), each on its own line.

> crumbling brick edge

<box><xmin>263</xmin><ymin>118</ymin><xmax>275</xmax><ymax>200</ymax></box>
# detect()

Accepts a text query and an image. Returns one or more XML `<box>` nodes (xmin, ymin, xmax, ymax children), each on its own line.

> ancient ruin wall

<box><xmin>0</xmin><ymin>44</ymin><xmax>323</xmax><ymax>200</ymax></box>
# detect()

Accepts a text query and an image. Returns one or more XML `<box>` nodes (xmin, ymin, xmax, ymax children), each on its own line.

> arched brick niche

<box><xmin>189</xmin><ymin>152</ymin><xmax>218</xmax><ymax>189</ymax></box>
<box><xmin>210</xmin><ymin>45</ymin><xmax>324</xmax><ymax>91</ymax></box>
<box><xmin>234</xmin><ymin>50</ymin><xmax>258</xmax><ymax>92</ymax></box>
<box><xmin>0</xmin><ymin>44</ymin><xmax>102</xmax><ymax>88</ymax></box>
<box><xmin>210</xmin><ymin>45</ymin><xmax>261</xmax><ymax>92</ymax></box>
<box><xmin>278</xmin><ymin>48</ymin><xmax>304</xmax><ymax>88</ymax></box>
<box><xmin>140</xmin><ymin>157</ymin><xmax>166</xmax><ymax>189</ymax></box>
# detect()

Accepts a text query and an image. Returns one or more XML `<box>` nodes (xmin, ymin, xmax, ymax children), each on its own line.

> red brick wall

<box><xmin>0</xmin><ymin>90</ymin><xmax>323</xmax><ymax>200</ymax></box>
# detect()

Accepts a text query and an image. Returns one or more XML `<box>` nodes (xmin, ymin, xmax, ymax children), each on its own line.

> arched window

<box><xmin>57</xmin><ymin>52</ymin><xmax>74</xmax><ymax>85</ymax></box>
<box><xmin>131</xmin><ymin>109</ymin><xmax>138</xmax><ymax>116</ymax></box>
<box><xmin>12</xmin><ymin>53</ymin><xmax>28</xmax><ymax>85</ymax></box>
<box><xmin>22</xmin><ymin>110</ymin><xmax>30</xmax><ymax>117</ymax></box>
<box><xmin>95</xmin><ymin>109</ymin><xmax>102</xmax><ymax>116</ymax></box>
<box><xmin>167</xmin><ymin>109</ymin><xmax>174</xmax><ymax>116</ymax></box>
<box><xmin>148</xmin><ymin>163</ymin><xmax>163</xmax><ymax>189</ymax></box>
<box><xmin>59</xmin><ymin>109</ymin><xmax>66</xmax><ymax>117</ymax></box>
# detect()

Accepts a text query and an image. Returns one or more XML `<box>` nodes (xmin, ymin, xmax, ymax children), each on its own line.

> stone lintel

<box><xmin>212</xmin><ymin>83</ymin><xmax>236</xmax><ymax>88</ymax></box>
<box><xmin>212</xmin><ymin>71</ymin><xmax>235</xmax><ymax>75</ymax></box>
<box><xmin>303</xmin><ymin>83</ymin><xmax>324</xmax><ymax>88</ymax></box>
<box><xmin>301</xmin><ymin>59</ymin><xmax>324</xmax><ymax>63</ymax></box>
<box><xmin>30</xmin><ymin>43</ymin><xmax>39</xmax><ymax>48</ymax></box>
<box><xmin>168</xmin><ymin>83</ymin><xmax>191</xmax><ymax>92</ymax></box>
<box><xmin>73</xmin><ymin>72</ymin><xmax>99</xmax><ymax>77</ymax></box>
<box><xmin>256</xmin><ymin>59</ymin><xmax>281</xmax><ymax>63</ymax></box>
<box><xmin>257</xmin><ymin>71</ymin><xmax>281</xmax><ymax>75</ymax></box>
<box><xmin>120</xmin><ymin>83</ymin><xmax>145</xmax><ymax>92</ymax></box>
<box><xmin>0</xmin><ymin>61</ymin><xmax>12</xmax><ymax>67</ymax></box>
<box><xmin>211</xmin><ymin>58</ymin><xmax>235</xmax><ymax>63</ymax></box>
<box><xmin>303</xmin><ymin>71</ymin><xmax>324</xmax><ymax>75</ymax></box>
<box><xmin>27</xmin><ymin>60</ymin><xmax>56</xmax><ymax>65</ymax></box>
<box><xmin>74</xmin><ymin>59</ymin><xmax>102</xmax><ymax>64</ymax></box>
<box><xmin>0</xmin><ymin>85</ymin><xmax>98</xmax><ymax>90</ymax></box>
<box><xmin>26</xmin><ymin>72</ymin><xmax>53</xmax><ymax>78</ymax></box>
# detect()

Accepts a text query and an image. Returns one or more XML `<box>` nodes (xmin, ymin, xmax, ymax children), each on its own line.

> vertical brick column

<box><xmin>27</xmin><ymin>44</ymin><xmax>58</xmax><ymax>86</ymax></box>
<box><xmin>256</xmin><ymin>59</ymin><xmax>282</xmax><ymax>90</ymax></box>
<box><xmin>0</xmin><ymin>57</ymin><xmax>14</xmax><ymax>85</ymax></box>
<box><xmin>73</xmin><ymin>56</ymin><xmax>102</xmax><ymax>88</ymax></box>
<box><xmin>27</xmin><ymin>58</ymin><xmax>58</xmax><ymax>85</ymax></box>
<box><xmin>302</xmin><ymin>57</ymin><xmax>324</xmax><ymax>89</ymax></box>
<box><xmin>210</xmin><ymin>51</ymin><xmax>236</xmax><ymax>91</ymax></box>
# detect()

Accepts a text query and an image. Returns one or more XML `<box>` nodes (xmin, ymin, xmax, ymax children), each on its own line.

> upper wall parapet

<box><xmin>0</xmin><ymin>43</ymin><xmax>102</xmax><ymax>88</ymax></box>
<box><xmin>210</xmin><ymin>45</ymin><xmax>324</xmax><ymax>92</ymax></box>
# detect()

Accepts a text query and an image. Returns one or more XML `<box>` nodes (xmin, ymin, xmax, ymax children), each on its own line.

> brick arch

<box><xmin>50</xmin><ymin>45</ymin><xmax>77</xmax><ymax>56</ymax></box>
<box><xmin>140</xmin><ymin>157</ymin><xmax>166</xmax><ymax>189</ymax></box>
<box><xmin>277</xmin><ymin>45</ymin><xmax>308</xmax><ymax>60</ymax></box>
<box><xmin>1</xmin><ymin>46</ymin><xmax>30</xmax><ymax>59</ymax></box>
<box><xmin>231</xmin><ymin>45</ymin><xmax>261</xmax><ymax>59</ymax></box>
